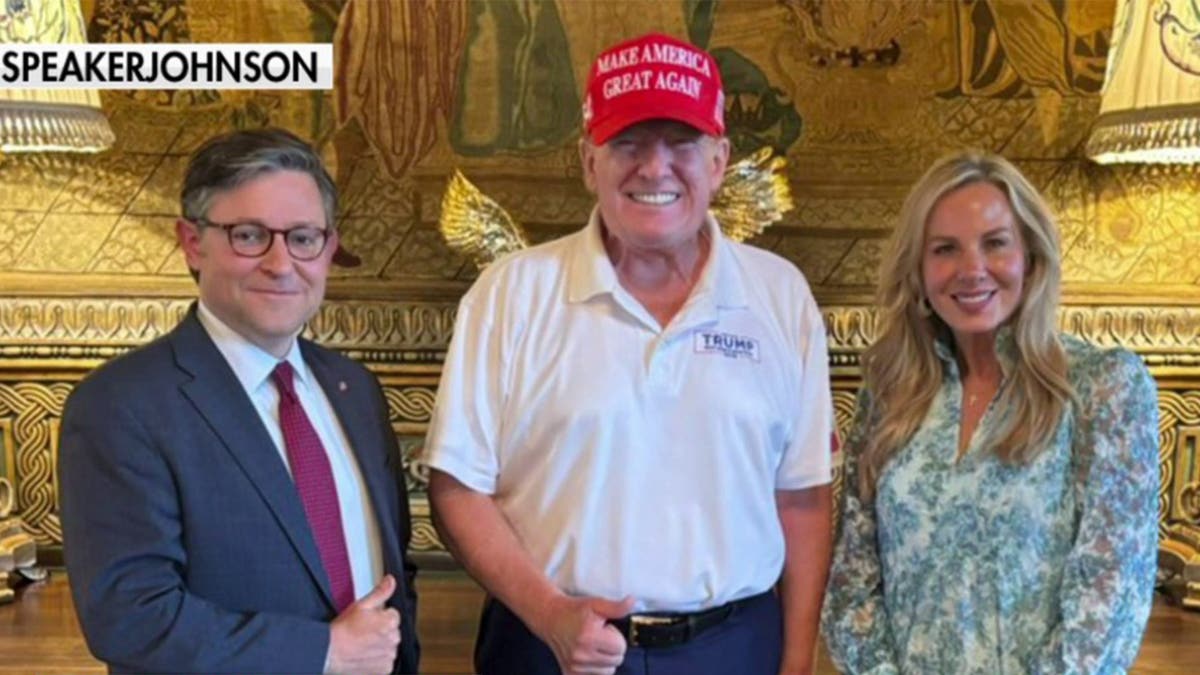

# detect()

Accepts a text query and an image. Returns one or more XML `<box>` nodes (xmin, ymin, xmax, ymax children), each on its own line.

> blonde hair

<box><xmin>858</xmin><ymin>150</ymin><xmax>1072</xmax><ymax>499</ymax></box>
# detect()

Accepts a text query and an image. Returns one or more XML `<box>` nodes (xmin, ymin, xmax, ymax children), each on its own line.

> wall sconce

<box><xmin>1087</xmin><ymin>0</ymin><xmax>1200</xmax><ymax>164</ymax></box>
<box><xmin>0</xmin><ymin>0</ymin><xmax>114</xmax><ymax>153</ymax></box>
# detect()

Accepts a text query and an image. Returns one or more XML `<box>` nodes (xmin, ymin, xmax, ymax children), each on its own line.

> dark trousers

<box><xmin>474</xmin><ymin>591</ymin><xmax>783</xmax><ymax>675</ymax></box>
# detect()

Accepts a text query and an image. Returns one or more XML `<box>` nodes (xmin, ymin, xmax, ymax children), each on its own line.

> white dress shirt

<box><xmin>197</xmin><ymin>301</ymin><xmax>383</xmax><ymax>604</ymax></box>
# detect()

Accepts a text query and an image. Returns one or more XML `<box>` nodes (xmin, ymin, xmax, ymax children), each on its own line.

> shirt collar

<box><xmin>565</xmin><ymin>208</ymin><xmax>619</xmax><ymax>303</ymax></box>
<box><xmin>565</xmin><ymin>208</ymin><xmax>748</xmax><ymax>309</ymax></box>
<box><xmin>933</xmin><ymin>323</ymin><xmax>1018</xmax><ymax>378</ymax></box>
<box><xmin>196</xmin><ymin>300</ymin><xmax>308</xmax><ymax>393</ymax></box>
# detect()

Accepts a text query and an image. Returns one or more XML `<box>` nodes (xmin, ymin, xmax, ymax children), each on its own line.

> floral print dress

<box><xmin>821</xmin><ymin>333</ymin><xmax>1160</xmax><ymax>674</ymax></box>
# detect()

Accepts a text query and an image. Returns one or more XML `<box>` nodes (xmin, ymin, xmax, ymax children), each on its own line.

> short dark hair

<box><xmin>180</xmin><ymin>128</ymin><xmax>337</xmax><ymax>230</ymax></box>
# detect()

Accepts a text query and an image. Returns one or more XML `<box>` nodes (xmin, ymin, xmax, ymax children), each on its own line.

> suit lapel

<box><xmin>303</xmin><ymin>343</ymin><xmax>405</xmax><ymax>578</ymax></box>
<box><xmin>170</xmin><ymin>309</ymin><xmax>336</xmax><ymax>611</ymax></box>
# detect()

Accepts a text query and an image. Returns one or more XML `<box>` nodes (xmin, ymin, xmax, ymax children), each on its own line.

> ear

<box><xmin>579</xmin><ymin>137</ymin><xmax>598</xmax><ymax>193</ymax></box>
<box><xmin>323</xmin><ymin>230</ymin><xmax>340</xmax><ymax>265</ymax></box>
<box><xmin>709</xmin><ymin>136</ymin><xmax>731</xmax><ymax>188</ymax></box>
<box><xmin>176</xmin><ymin>218</ymin><xmax>204</xmax><ymax>270</ymax></box>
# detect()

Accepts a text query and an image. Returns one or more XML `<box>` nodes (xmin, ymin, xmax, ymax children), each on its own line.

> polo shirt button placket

<box><xmin>647</xmin><ymin>342</ymin><xmax>668</xmax><ymax>390</ymax></box>
<box><xmin>649</xmin><ymin>355</ymin><xmax>664</xmax><ymax>382</ymax></box>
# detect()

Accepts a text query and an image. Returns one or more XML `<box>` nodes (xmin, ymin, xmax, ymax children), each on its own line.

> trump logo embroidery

<box><xmin>694</xmin><ymin>331</ymin><xmax>760</xmax><ymax>362</ymax></box>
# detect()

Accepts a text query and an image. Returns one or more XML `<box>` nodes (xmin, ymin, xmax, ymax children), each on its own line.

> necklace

<box><xmin>963</xmin><ymin>381</ymin><xmax>997</xmax><ymax>409</ymax></box>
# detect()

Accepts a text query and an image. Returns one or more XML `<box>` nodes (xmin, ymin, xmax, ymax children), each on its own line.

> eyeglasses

<box><xmin>192</xmin><ymin>218</ymin><xmax>330</xmax><ymax>261</ymax></box>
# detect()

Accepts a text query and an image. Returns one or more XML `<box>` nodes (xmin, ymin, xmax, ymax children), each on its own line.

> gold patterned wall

<box><xmin>2</xmin><ymin>0</ymin><xmax>1200</xmax><ymax>569</ymax></box>
<box><xmin>8</xmin><ymin>0</ymin><xmax>1200</xmax><ymax>298</ymax></box>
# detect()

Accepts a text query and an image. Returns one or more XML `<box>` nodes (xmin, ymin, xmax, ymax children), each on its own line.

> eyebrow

<box><xmin>212</xmin><ymin>218</ymin><xmax>324</xmax><ymax>229</ymax></box>
<box><xmin>927</xmin><ymin>226</ymin><xmax>1013</xmax><ymax>242</ymax></box>
<box><xmin>611</xmin><ymin>126</ymin><xmax>703</xmax><ymax>143</ymax></box>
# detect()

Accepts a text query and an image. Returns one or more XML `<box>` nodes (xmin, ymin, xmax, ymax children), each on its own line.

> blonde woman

<box><xmin>821</xmin><ymin>151</ymin><xmax>1159</xmax><ymax>674</ymax></box>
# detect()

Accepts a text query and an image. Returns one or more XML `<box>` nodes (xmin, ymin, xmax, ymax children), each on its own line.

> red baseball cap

<box><xmin>583</xmin><ymin>32</ymin><xmax>725</xmax><ymax>145</ymax></box>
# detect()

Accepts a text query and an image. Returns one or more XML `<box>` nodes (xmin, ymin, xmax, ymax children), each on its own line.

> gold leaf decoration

<box><xmin>710</xmin><ymin>147</ymin><xmax>795</xmax><ymax>243</ymax></box>
<box><xmin>437</xmin><ymin>170</ymin><xmax>530</xmax><ymax>270</ymax></box>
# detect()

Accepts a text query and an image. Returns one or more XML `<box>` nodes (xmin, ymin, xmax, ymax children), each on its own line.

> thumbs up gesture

<box><xmin>532</xmin><ymin>594</ymin><xmax>635</xmax><ymax>675</ymax></box>
<box><xmin>327</xmin><ymin>575</ymin><xmax>402</xmax><ymax>675</ymax></box>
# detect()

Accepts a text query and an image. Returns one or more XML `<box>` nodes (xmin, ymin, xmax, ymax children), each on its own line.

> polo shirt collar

<box><xmin>566</xmin><ymin>208</ymin><xmax>749</xmax><ymax>310</ymax></box>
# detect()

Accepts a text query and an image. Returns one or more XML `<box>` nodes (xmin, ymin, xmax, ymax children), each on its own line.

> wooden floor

<box><xmin>2</xmin><ymin>572</ymin><xmax>1198</xmax><ymax>674</ymax></box>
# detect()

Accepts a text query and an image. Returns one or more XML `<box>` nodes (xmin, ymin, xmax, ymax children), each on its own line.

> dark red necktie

<box><xmin>271</xmin><ymin>361</ymin><xmax>356</xmax><ymax>612</ymax></box>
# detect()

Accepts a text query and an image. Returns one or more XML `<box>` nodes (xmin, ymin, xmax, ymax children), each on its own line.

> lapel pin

<box><xmin>338</xmin><ymin>381</ymin><xmax>348</xmax><ymax>392</ymax></box>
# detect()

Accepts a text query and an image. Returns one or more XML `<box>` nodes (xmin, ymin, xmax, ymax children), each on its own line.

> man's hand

<box><xmin>327</xmin><ymin>574</ymin><xmax>402</xmax><ymax>675</ymax></box>
<box><xmin>531</xmin><ymin>595</ymin><xmax>634</xmax><ymax>675</ymax></box>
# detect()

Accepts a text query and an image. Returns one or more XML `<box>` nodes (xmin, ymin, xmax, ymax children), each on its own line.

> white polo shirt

<box><xmin>423</xmin><ymin>211</ymin><xmax>832</xmax><ymax>612</ymax></box>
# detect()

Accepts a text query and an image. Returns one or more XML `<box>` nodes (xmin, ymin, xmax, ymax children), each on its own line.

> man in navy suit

<box><xmin>58</xmin><ymin>128</ymin><xmax>419</xmax><ymax>674</ymax></box>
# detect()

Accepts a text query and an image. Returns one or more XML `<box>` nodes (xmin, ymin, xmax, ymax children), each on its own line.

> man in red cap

<box><xmin>426</xmin><ymin>33</ymin><xmax>833</xmax><ymax>675</ymax></box>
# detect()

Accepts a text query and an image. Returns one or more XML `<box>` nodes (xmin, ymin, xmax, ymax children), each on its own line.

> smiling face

<box><xmin>580</xmin><ymin>119</ymin><xmax>729</xmax><ymax>252</ymax></box>
<box><xmin>921</xmin><ymin>180</ymin><xmax>1028</xmax><ymax>346</ymax></box>
<box><xmin>176</xmin><ymin>169</ymin><xmax>337</xmax><ymax>357</ymax></box>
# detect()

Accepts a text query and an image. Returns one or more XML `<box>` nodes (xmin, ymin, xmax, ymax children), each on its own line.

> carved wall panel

<box><xmin>830</xmin><ymin>389</ymin><xmax>859</xmax><ymax>520</ymax></box>
<box><xmin>4</xmin><ymin>0</ymin><xmax>1200</xmax><ymax>302</ymax></box>
<box><xmin>0</xmin><ymin>0</ymin><xmax>1195</xmax><ymax>577</ymax></box>
<box><xmin>0</xmin><ymin>383</ymin><xmax>71</xmax><ymax>546</ymax></box>
<box><xmin>1160</xmin><ymin>395</ymin><xmax>1200</xmax><ymax>528</ymax></box>
<box><xmin>0</xmin><ymin>419</ymin><xmax>16</xmax><ymax>488</ymax></box>
<box><xmin>0</xmin><ymin>299</ymin><xmax>1194</xmax><ymax>560</ymax></box>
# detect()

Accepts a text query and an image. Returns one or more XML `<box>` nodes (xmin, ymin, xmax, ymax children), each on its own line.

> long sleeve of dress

<box><xmin>821</xmin><ymin>390</ymin><xmax>901</xmax><ymax>675</ymax></box>
<box><xmin>1029</xmin><ymin>348</ymin><xmax>1160</xmax><ymax>674</ymax></box>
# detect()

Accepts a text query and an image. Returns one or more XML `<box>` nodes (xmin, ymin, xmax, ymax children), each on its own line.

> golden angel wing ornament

<box><xmin>711</xmin><ymin>147</ymin><xmax>794</xmax><ymax>243</ymax></box>
<box><xmin>438</xmin><ymin>170</ymin><xmax>530</xmax><ymax>270</ymax></box>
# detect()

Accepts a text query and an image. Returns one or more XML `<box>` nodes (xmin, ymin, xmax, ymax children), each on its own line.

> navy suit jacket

<box><xmin>59</xmin><ymin>308</ymin><xmax>419</xmax><ymax>674</ymax></box>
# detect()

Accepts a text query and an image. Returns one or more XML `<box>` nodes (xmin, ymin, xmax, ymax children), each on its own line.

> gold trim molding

<box><xmin>823</xmin><ymin>305</ymin><xmax>1200</xmax><ymax>350</ymax></box>
<box><xmin>2</xmin><ymin>299</ymin><xmax>1200</xmax><ymax>366</ymax></box>
<box><xmin>823</xmin><ymin>305</ymin><xmax>1200</xmax><ymax>373</ymax></box>
<box><xmin>0</xmin><ymin>298</ymin><xmax>457</xmax><ymax>363</ymax></box>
